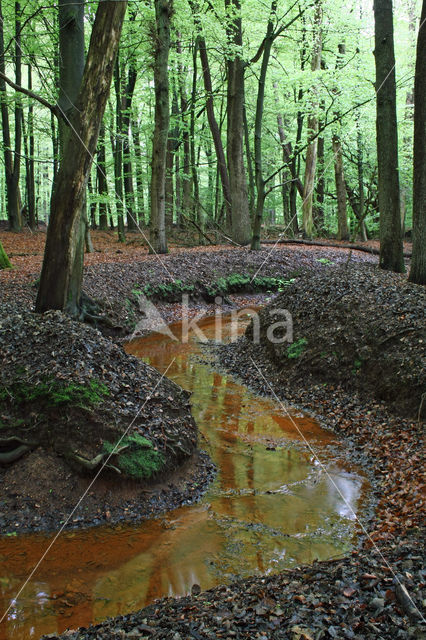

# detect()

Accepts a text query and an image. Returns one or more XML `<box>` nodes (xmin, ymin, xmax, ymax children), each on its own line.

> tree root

<box><xmin>64</xmin><ymin>444</ymin><xmax>129</xmax><ymax>474</ymax></box>
<box><xmin>0</xmin><ymin>445</ymin><xmax>31</xmax><ymax>464</ymax></box>
<box><xmin>0</xmin><ymin>437</ymin><xmax>39</xmax><ymax>465</ymax></box>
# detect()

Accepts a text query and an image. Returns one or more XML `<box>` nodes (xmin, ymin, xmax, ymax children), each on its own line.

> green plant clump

<box><xmin>103</xmin><ymin>433</ymin><xmax>165</xmax><ymax>479</ymax></box>
<box><xmin>138</xmin><ymin>280</ymin><xmax>195</xmax><ymax>299</ymax></box>
<box><xmin>206</xmin><ymin>273</ymin><xmax>295</xmax><ymax>297</ymax></box>
<box><xmin>0</xmin><ymin>378</ymin><xmax>109</xmax><ymax>407</ymax></box>
<box><xmin>286</xmin><ymin>337</ymin><xmax>308</xmax><ymax>359</ymax></box>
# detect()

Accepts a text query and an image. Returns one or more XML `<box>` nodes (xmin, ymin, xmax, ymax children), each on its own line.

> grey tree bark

<box><xmin>36</xmin><ymin>1</ymin><xmax>128</xmax><ymax>314</ymax></box>
<box><xmin>409</xmin><ymin>1</ymin><xmax>426</xmax><ymax>284</ymax></box>
<box><xmin>150</xmin><ymin>0</ymin><xmax>172</xmax><ymax>254</ymax></box>
<box><xmin>225</xmin><ymin>0</ymin><xmax>251</xmax><ymax>245</ymax></box>
<box><xmin>374</xmin><ymin>0</ymin><xmax>404</xmax><ymax>272</ymax></box>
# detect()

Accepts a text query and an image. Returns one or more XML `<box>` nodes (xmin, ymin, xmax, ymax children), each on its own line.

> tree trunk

<box><xmin>97</xmin><ymin>122</ymin><xmax>109</xmax><ymax>231</ymax></box>
<box><xmin>188</xmin><ymin>0</ymin><xmax>233</xmax><ymax>223</ymax></box>
<box><xmin>0</xmin><ymin>0</ymin><xmax>23</xmax><ymax>231</ymax></box>
<box><xmin>302</xmin><ymin>0</ymin><xmax>322</xmax><ymax>238</ymax></box>
<box><xmin>122</xmin><ymin>61</ymin><xmax>137</xmax><ymax>230</ymax></box>
<box><xmin>374</xmin><ymin>0</ymin><xmax>404</xmax><ymax>272</ymax></box>
<box><xmin>150</xmin><ymin>0</ymin><xmax>172</xmax><ymax>254</ymax></box>
<box><xmin>225</xmin><ymin>0</ymin><xmax>251</xmax><ymax>245</ymax></box>
<box><xmin>132</xmin><ymin>115</ymin><xmax>145</xmax><ymax>225</ymax></box>
<box><xmin>251</xmin><ymin>0</ymin><xmax>277</xmax><ymax>250</ymax></box>
<box><xmin>332</xmin><ymin>134</ymin><xmax>349</xmax><ymax>240</ymax></box>
<box><xmin>314</xmin><ymin>129</ymin><xmax>325</xmax><ymax>232</ymax></box>
<box><xmin>409</xmin><ymin>1</ymin><xmax>426</xmax><ymax>284</ymax></box>
<box><xmin>113</xmin><ymin>58</ymin><xmax>126</xmax><ymax>241</ymax></box>
<box><xmin>190</xmin><ymin>40</ymin><xmax>200</xmax><ymax>223</ymax></box>
<box><xmin>26</xmin><ymin>62</ymin><xmax>36</xmax><ymax>230</ymax></box>
<box><xmin>36</xmin><ymin>1</ymin><xmax>128</xmax><ymax>314</ymax></box>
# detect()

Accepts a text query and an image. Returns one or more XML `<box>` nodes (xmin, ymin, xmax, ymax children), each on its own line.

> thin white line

<box><xmin>0</xmin><ymin>357</ymin><xmax>176</xmax><ymax>625</ymax></box>
<box><xmin>249</xmin><ymin>355</ymin><xmax>425</xmax><ymax>622</ymax></box>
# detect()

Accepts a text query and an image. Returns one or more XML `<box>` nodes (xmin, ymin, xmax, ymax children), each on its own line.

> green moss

<box><xmin>138</xmin><ymin>280</ymin><xmax>195</xmax><ymax>299</ymax></box>
<box><xmin>286</xmin><ymin>338</ymin><xmax>308</xmax><ymax>359</ymax></box>
<box><xmin>103</xmin><ymin>433</ymin><xmax>165</xmax><ymax>479</ymax></box>
<box><xmin>0</xmin><ymin>378</ymin><xmax>109</xmax><ymax>408</ymax></box>
<box><xmin>206</xmin><ymin>273</ymin><xmax>295</xmax><ymax>297</ymax></box>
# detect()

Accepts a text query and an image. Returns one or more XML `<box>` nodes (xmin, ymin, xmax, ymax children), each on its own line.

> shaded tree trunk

<box><xmin>36</xmin><ymin>1</ymin><xmax>128</xmax><ymax>314</ymax></box>
<box><xmin>225</xmin><ymin>0</ymin><xmax>251</xmax><ymax>245</ymax></box>
<box><xmin>150</xmin><ymin>0</ymin><xmax>172</xmax><ymax>254</ymax></box>
<box><xmin>302</xmin><ymin>0</ymin><xmax>322</xmax><ymax>238</ymax></box>
<box><xmin>132</xmin><ymin>115</ymin><xmax>145</xmax><ymax>225</ymax></box>
<box><xmin>409</xmin><ymin>1</ymin><xmax>426</xmax><ymax>284</ymax></box>
<box><xmin>188</xmin><ymin>0</ymin><xmax>232</xmax><ymax>223</ymax></box>
<box><xmin>0</xmin><ymin>0</ymin><xmax>23</xmax><ymax>231</ymax></box>
<box><xmin>374</xmin><ymin>0</ymin><xmax>404</xmax><ymax>272</ymax></box>
<box><xmin>97</xmin><ymin>122</ymin><xmax>109</xmax><ymax>231</ymax></box>
<box><xmin>25</xmin><ymin>62</ymin><xmax>36</xmax><ymax>230</ymax></box>
<box><xmin>251</xmin><ymin>0</ymin><xmax>278</xmax><ymax>250</ymax></box>
<box><xmin>113</xmin><ymin>58</ymin><xmax>126</xmax><ymax>241</ymax></box>
<box><xmin>332</xmin><ymin>134</ymin><xmax>349</xmax><ymax>240</ymax></box>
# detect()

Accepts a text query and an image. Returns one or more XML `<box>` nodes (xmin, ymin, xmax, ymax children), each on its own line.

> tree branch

<box><xmin>0</xmin><ymin>70</ymin><xmax>61</xmax><ymax>119</ymax></box>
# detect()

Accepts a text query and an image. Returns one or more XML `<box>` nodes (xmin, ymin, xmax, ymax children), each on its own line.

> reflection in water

<box><xmin>0</xmin><ymin>314</ymin><xmax>365</xmax><ymax>639</ymax></box>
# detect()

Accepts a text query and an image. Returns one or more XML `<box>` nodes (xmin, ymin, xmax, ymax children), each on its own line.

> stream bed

<box><xmin>0</xmin><ymin>313</ymin><xmax>366</xmax><ymax>639</ymax></box>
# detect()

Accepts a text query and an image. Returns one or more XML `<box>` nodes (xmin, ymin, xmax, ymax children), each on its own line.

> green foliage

<box><xmin>103</xmin><ymin>433</ymin><xmax>165</xmax><ymax>479</ymax></box>
<box><xmin>138</xmin><ymin>280</ymin><xmax>195</xmax><ymax>299</ymax></box>
<box><xmin>352</xmin><ymin>358</ymin><xmax>362</xmax><ymax>374</ymax></box>
<box><xmin>316</xmin><ymin>258</ymin><xmax>335</xmax><ymax>265</ymax></box>
<box><xmin>286</xmin><ymin>338</ymin><xmax>308</xmax><ymax>359</ymax></box>
<box><xmin>206</xmin><ymin>274</ymin><xmax>295</xmax><ymax>297</ymax></box>
<box><xmin>0</xmin><ymin>378</ymin><xmax>109</xmax><ymax>408</ymax></box>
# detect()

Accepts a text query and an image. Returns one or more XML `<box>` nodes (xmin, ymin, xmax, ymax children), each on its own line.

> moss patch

<box><xmin>0</xmin><ymin>378</ymin><xmax>109</xmax><ymax>408</ymax></box>
<box><xmin>103</xmin><ymin>433</ymin><xmax>165</xmax><ymax>479</ymax></box>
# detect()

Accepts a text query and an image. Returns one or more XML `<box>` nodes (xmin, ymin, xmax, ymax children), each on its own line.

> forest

<box><xmin>0</xmin><ymin>0</ymin><xmax>424</xmax><ymax>639</ymax></box>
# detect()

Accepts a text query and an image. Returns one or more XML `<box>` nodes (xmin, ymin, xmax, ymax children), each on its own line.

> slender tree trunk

<box><xmin>26</xmin><ymin>62</ymin><xmax>36</xmax><ymax>229</ymax></box>
<box><xmin>113</xmin><ymin>58</ymin><xmax>126</xmax><ymax>241</ymax></box>
<box><xmin>251</xmin><ymin>0</ymin><xmax>277</xmax><ymax>250</ymax></box>
<box><xmin>97</xmin><ymin>122</ymin><xmax>109</xmax><ymax>231</ymax></box>
<box><xmin>409</xmin><ymin>1</ymin><xmax>426</xmax><ymax>284</ymax></box>
<box><xmin>225</xmin><ymin>0</ymin><xmax>251</xmax><ymax>245</ymax></box>
<box><xmin>374</xmin><ymin>0</ymin><xmax>404</xmax><ymax>272</ymax></box>
<box><xmin>315</xmin><ymin>131</ymin><xmax>325</xmax><ymax>232</ymax></box>
<box><xmin>177</xmin><ymin>39</ymin><xmax>192</xmax><ymax>216</ymax></box>
<box><xmin>0</xmin><ymin>0</ymin><xmax>23</xmax><ymax>231</ymax></box>
<box><xmin>332</xmin><ymin>134</ymin><xmax>349</xmax><ymax>240</ymax></box>
<box><xmin>150</xmin><ymin>0</ymin><xmax>172</xmax><ymax>254</ymax></box>
<box><xmin>190</xmin><ymin>39</ymin><xmax>200</xmax><ymax>223</ymax></box>
<box><xmin>36</xmin><ymin>1</ymin><xmax>128</xmax><ymax>314</ymax></box>
<box><xmin>132</xmin><ymin>115</ymin><xmax>145</xmax><ymax>225</ymax></box>
<box><xmin>302</xmin><ymin>0</ymin><xmax>322</xmax><ymax>238</ymax></box>
<box><xmin>188</xmin><ymin>0</ymin><xmax>233</xmax><ymax>223</ymax></box>
<box><xmin>122</xmin><ymin>62</ymin><xmax>137</xmax><ymax>230</ymax></box>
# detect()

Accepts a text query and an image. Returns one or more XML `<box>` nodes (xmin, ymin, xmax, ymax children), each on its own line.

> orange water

<box><xmin>0</xmin><ymin>313</ymin><xmax>365</xmax><ymax>639</ymax></box>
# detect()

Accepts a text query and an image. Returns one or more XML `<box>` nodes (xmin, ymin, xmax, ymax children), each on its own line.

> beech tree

<box><xmin>225</xmin><ymin>0</ymin><xmax>251</xmax><ymax>245</ymax></box>
<box><xmin>36</xmin><ymin>0</ymin><xmax>128</xmax><ymax>314</ymax></box>
<box><xmin>150</xmin><ymin>0</ymin><xmax>172</xmax><ymax>254</ymax></box>
<box><xmin>409</xmin><ymin>0</ymin><xmax>426</xmax><ymax>285</ymax></box>
<box><xmin>374</xmin><ymin>0</ymin><xmax>404</xmax><ymax>272</ymax></box>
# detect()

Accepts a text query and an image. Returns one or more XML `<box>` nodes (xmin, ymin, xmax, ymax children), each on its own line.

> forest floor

<box><xmin>0</xmin><ymin>229</ymin><xmax>424</xmax><ymax>639</ymax></box>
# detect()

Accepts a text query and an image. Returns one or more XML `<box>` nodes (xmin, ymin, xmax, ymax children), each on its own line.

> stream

<box><xmin>0</xmin><ymin>313</ymin><xmax>366</xmax><ymax>639</ymax></box>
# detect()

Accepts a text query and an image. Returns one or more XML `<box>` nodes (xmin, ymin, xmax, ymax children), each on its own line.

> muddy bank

<box><xmin>244</xmin><ymin>264</ymin><xmax>425</xmax><ymax>418</ymax></box>
<box><xmin>0</xmin><ymin>305</ymin><xmax>215</xmax><ymax>534</ymax></box>
<box><xmin>0</xmin><ymin>245</ymin><xmax>377</xmax><ymax>335</ymax></box>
